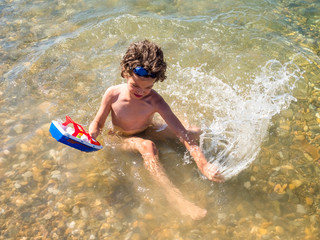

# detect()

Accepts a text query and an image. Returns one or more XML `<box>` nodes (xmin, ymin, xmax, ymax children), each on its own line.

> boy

<box><xmin>89</xmin><ymin>40</ymin><xmax>224</xmax><ymax>220</ymax></box>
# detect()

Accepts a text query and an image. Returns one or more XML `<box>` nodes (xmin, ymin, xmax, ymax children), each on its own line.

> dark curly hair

<box><xmin>120</xmin><ymin>40</ymin><xmax>167</xmax><ymax>82</ymax></box>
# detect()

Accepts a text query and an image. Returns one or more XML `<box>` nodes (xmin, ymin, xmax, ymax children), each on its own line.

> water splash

<box><xmin>205</xmin><ymin>60</ymin><xmax>303</xmax><ymax>179</ymax></box>
<box><xmin>170</xmin><ymin>60</ymin><xmax>303</xmax><ymax>180</ymax></box>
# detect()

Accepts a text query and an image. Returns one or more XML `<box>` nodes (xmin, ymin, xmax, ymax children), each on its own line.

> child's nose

<box><xmin>136</xmin><ymin>88</ymin><xmax>144</xmax><ymax>94</ymax></box>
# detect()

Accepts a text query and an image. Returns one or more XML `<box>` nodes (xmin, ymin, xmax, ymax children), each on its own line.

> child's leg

<box><xmin>145</xmin><ymin>123</ymin><xmax>224</xmax><ymax>182</ymax></box>
<box><xmin>122</xmin><ymin>136</ymin><xmax>207</xmax><ymax>220</ymax></box>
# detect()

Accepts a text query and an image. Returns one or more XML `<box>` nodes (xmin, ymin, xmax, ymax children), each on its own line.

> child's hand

<box><xmin>201</xmin><ymin>162</ymin><xmax>225</xmax><ymax>182</ymax></box>
<box><xmin>89</xmin><ymin>123</ymin><xmax>100</xmax><ymax>140</ymax></box>
<box><xmin>89</xmin><ymin>131</ymin><xmax>98</xmax><ymax>140</ymax></box>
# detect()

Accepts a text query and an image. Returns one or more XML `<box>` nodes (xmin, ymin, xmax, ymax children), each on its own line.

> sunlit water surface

<box><xmin>1</xmin><ymin>0</ymin><xmax>320</xmax><ymax>239</ymax></box>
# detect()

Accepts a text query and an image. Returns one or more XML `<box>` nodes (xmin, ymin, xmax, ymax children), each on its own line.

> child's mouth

<box><xmin>134</xmin><ymin>93</ymin><xmax>143</xmax><ymax>98</ymax></box>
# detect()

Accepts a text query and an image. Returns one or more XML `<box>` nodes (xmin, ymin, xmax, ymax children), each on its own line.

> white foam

<box><xmin>169</xmin><ymin>59</ymin><xmax>302</xmax><ymax>179</ymax></box>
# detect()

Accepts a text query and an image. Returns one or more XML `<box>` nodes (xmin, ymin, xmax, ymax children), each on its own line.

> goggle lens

<box><xmin>133</xmin><ymin>67</ymin><xmax>156</xmax><ymax>78</ymax></box>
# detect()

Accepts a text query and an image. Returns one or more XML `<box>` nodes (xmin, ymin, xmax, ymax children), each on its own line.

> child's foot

<box><xmin>181</xmin><ymin>202</ymin><xmax>207</xmax><ymax>220</ymax></box>
<box><xmin>202</xmin><ymin>162</ymin><xmax>225</xmax><ymax>182</ymax></box>
<box><xmin>169</xmin><ymin>194</ymin><xmax>207</xmax><ymax>220</ymax></box>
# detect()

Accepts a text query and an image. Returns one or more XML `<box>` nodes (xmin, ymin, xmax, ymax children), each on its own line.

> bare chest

<box><xmin>111</xmin><ymin>97</ymin><xmax>155</xmax><ymax>124</ymax></box>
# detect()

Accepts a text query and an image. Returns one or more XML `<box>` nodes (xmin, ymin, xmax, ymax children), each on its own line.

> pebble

<box><xmin>297</xmin><ymin>204</ymin><xmax>306</xmax><ymax>214</ymax></box>
<box><xmin>72</xmin><ymin>206</ymin><xmax>80</xmax><ymax>215</ymax></box>
<box><xmin>49</xmin><ymin>149</ymin><xmax>60</xmax><ymax>160</ymax></box>
<box><xmin>269</xmin><ymin>157</ymin><xmax>279</xmax><ymax>166</ymax></box>
<box><xmin>43</xmin><ymin>160</ymin><xmax>53</xmax><ymax>169</ymax></box>
<box><xmin>304</xmin><ymin>153</ymin><xmax>313</xmax><ymax>161</ymax></box>
<box><xmin>281</xmin><ymin>109</ymin><xmax>293</xmax><ymax>118</ymax></box>
<box><xmin>13</xmin><ymin>124</ymin><xmax>24</xmax><ymax>134</ymax></box>
<box><xmin>22</xmin><ymin>171</ymin><xmax>33</xmax><ymax>179</ymax></box>
<box><xmin>68</xmin><ymin>221</ymin><xmax>76</xmax><ymax>229</ymax></box>
<box><xmin>4</xmin><ymin>149</ymin><xmax>10</xmax><ymax>155</ymax></box>
<box><xmin>48</xmin><ymin>187</ymin><xmax>60</xmax><ymax>195</ymax></box>
<box><xmin>273</xmin><ymin>184</ymin><xmax>287</xmax><ymax>194</ymax></box>
<box><xmin>18</xmin><ymin>154</ymin><xmax>27</xmax><ymax>160</ymax></box>
<box><xmin>51</xmin><ymin>170</ymin><xmax>61</xmax><ymax>179</ymax></box>
<box><xmin>105</xmin><ymin>210</ymin><xmax>111</xmax><ymax>217</ymax></box>
<box><xmin>291</xmin><ymin>180</ymin><xmax>302</xmax><ymax>188</ymax></box>
<box><xmin>80</xmin><ymin>207</ymin><xmax>88</xmax><ymax>218</ymax></box>
<box><xmin>218</xmin><ymin>213</ymin><xmax>227</xmax><ymax>221</ymax></box>
<box><xmin>43</xmin><ymin>212</ymin><xmax>53</xmax><ymax>220</ymax></box>
<box><xmin>15</xmin><ymin>199</ymin><xmax>26</xmax><ymax>207</ymax></box>
<box><xmin>275</xmin><ymin>226</ymin><xmax>284</xmax><ymax>234</ymax></box>
<box><xmin>32</xmin><ymin>167</ymin><xmax>44</xmax><ymax>182</ymax></box>
<box><xmin>5</xmin><ymin>171</ymin><xmax>15</xmax><ymax>177</ymax></box>
<box><xmin>244</xmin><ymin>181</ymin><xmax>251</xmax><ymax>189</ymax></box>
<box><xmin>305</xmin><ymin>197</ymin><xmax>313</xmax><ymax>205</ymax></box>
<box><xmin>293</xmin><ymin>134</ymin><xmax>305</xmax><ymax>141</ymax></box>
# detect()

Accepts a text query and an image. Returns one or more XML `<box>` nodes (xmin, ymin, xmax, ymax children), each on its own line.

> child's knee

<box><xmin>141</xmin><ymin>139</ymin><xmax>158</xmax><ymax>155</ymax></box>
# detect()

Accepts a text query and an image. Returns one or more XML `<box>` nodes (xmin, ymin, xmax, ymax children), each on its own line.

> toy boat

<box><xmin>49</xmin><ymin>116</ymin><xmax>103</xmax><ymax>152</ymax></box>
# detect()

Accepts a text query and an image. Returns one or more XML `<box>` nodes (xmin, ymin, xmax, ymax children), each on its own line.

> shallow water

<box><xmin>1</xmin><ymin>0</ymin><xmax>320</xmax><ymax>239</ymax></box>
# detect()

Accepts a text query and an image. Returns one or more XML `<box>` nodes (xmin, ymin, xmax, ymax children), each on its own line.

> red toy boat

<box><xmin>49</xmin><ymin>116</ymin><xmax>102</xmax><ymax>152</ymax></box>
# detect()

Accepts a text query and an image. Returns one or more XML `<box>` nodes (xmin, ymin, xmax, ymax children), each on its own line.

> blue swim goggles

<box><xmin>133</xmin><ymin>66</ymin><xmax>156</xmax><ymax>78</ymax></box>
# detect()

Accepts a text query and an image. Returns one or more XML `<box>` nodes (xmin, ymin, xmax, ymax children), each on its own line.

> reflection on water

<box><xmin>1</xmin><ymin>0</ymin><xmax>320</xmax><ymax>239</ymax></box>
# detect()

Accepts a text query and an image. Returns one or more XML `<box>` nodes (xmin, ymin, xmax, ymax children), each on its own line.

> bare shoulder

<box><xmin>150</xmin><ymin>89</ymin><xmax>164</xmax><ymax>102</ymax></box>
<box><xmin>101</xmin><ymin>84</ymin><xmax>124</xmax><ymax>104</ymax></box>
<box><xmin>150</xmin><ymin>89</ymin><xmax>170</xmax><ymax>110</ymax></box>
<box><xmin>104</xmin><ymin>84</ymin><xmax>124</xmax><ymax>96</ymax></box>
<box><xmin>103</xmin><ymin>84</ymin><xmax>126</xmax><ymax>99</ymax></box>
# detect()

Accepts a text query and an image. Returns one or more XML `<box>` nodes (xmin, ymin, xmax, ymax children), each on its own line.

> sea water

<box><xmin>1</xmin><ymin>0</ymin><xmax>320</xmax><ymax>239</ymax></box>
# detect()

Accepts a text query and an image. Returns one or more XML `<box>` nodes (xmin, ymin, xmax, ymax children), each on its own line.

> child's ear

<box><xmin>121</xmin><ymin>67</ymin><xmax>130</xmax><ymax>79</ymax></box>
<box><xmin>123</xmin><ymin>70</ymin><xmax>131</xmax><ymax>79</ymax></box>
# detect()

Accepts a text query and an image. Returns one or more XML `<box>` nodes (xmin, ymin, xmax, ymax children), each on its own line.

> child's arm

<box><xmin>89</xmin><ymin>87</ymin><xmax>114</xmax><ymax>139</ymax></box>
<box><xmin>156</xmin><ymin>97</ymin><xmax>224</xmax><ymax>182</ymax></box>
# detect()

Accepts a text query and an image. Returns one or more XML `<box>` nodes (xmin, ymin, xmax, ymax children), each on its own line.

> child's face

<box><xmin>126</xmin><ymin>74</ymin><xmax>155</xmax><ymax>99</ymax></box>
